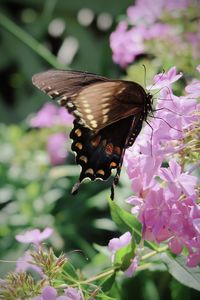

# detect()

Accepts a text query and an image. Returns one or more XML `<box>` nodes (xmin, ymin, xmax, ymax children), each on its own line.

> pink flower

<box><xmin>108</xmin><ymin>232</ymin><xmax>139</xmax><ymax>277</ymax></box>
<box><xmin>33</xmin><ymin>286</ymin><xmax>83</xmax><ymax>300</ymax></box>
<box><xmin>29</xmin><ymin>103</ymin><xmax>73</xmax><ymax>128</ymax></box>
<box><xmin>125</xmin><ymin>152</ymin><xmax>162</xmax><ymax>195</ymax></box>
<box><xmin>124</xmin><ymin>66</ymin><xmax>199</xmax><ymax>268</ymax></box>
<box><xmin>149</xmin><ymin>66</ymin><xmax>182</xmax><ymax>90</ymax></box>
<box><xmin>156</xmin><ymin>89</ymin><xmax>199</xmax><ymax>131</ymax></box>
<box><xmin>47</xmin><ymin>132</ymin><xmax>67</xmax><ymax>165</ymax></box>
<box><xmin>186</xmin><ymin>236</ymin><xmax>200</xmax><ymax>268</ymax></box>
<box><xmin>145</xmin><ymin>23</ymin><xmax>173</xmax><ymax>40</ymax></box>
<box><xmin>30</xmin><ymin>103</ymin><xmax>58</xmax><ymax>128</ymax></box>
<box><xmin>108</xmin><ymin>232</ymin><xmax>132</xmax><ymax>257</ymax></box>
<box><xmin>124</xmin><ymin>255</ymin><xmax>139</xmax><ymax>278</ymax></box>
<box><xmin>185</xmin><ymin>79</ymin><xmax>200</xmax><ymax>99</ymax></box>
<box><xmin>110</xmin><ymin>21</ymin><xmax>146</xmax><ymax>67</ymax></box>
<box><xmin>64</xmin><ymin>288</ymin><xmax>83</xmax><ymax>300</ymax></box>
<box><xmin>127</xmin><ymin>0</ymin><xmax>164</xmax><ymax>25</ymax></box>
<box><xmin>168</xmin><ymin>237</ymin><xmax>183</xmax><ymax>254</ymax></box>
<box><xmin>165</xmin><ymin>0</ymin><xmax>189</xmax><ymax>11</ymax></box>
<box><xmin>140</xmin><ymin>189</ymin><xmax>172</xmax><ymax>243</ymax></box>
<box><xmin>16</xmin><ymin>250</ymin><xmax>43</xmax><ymax>276</ymax></box>
<box><xmin>110</xmin><ymin>20</ymin><xmax>173</xmax><ymax>67</ymax></box>
<box><xmin>126</xmin><ymin>196</ymin><xmax>144</xmax><ymax>216</ymax></box>
<box><xmin>186</xmin><ymin>31</ymin><xmax>200</xmax><ymax>59</ymax></box>
<box><xmin>159</xmin><ymin>159</ymin><xmax>197</xmax><ymax>198</ymax></box>
<box><xmin>15</xmin><ymin>227</ymin><xmax>53</xmax><ymax>245</ymax></box>
<box><xmin>187</xmin><ymin>250</ymin><xmax>200</xmax><ymax>268</ymax></box>
<box><xmin>190</xmin><ymin>205</ymin><xmax>200</xmax><ymax>234</ymax></box>
<box><xmin>58</xmin><ymin>107</ymin><xmax>74</xmax><ymax>126</ymax></box>
<box><xmin>33</xmin><ymin>286</ymin><xmax>56</xmax><ymax>300</ymax></box>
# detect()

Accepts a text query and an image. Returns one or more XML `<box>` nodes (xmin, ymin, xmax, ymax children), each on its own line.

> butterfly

<box><xmin>32</xmin><ymin>70</ymin><xmax>153</xmax><ymax>199</ymax></box>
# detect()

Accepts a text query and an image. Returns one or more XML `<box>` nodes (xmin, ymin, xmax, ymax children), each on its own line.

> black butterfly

<box><xmin>32</xmin><ymin>70</ymin><xmax>153</xmax><ymax>199</ymax></box>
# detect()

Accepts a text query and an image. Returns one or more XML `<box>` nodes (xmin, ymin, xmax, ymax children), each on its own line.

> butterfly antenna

<box><xmin>148</xmin><ymin>69</ymin><xmax>166</xmax><ymax>93</ymax></box>
<box><xmin>153</xmin><ymin>107</ymin><xmax>182</xmax><ymax>116</ymax></box>
<box><xmin>148</xmin><ymin>115</ymin><xmax>182</xmax><ymax>132</ymax></box>
<box><xmin>142</xmin><ymin>64</ymin><xmax>147</xmax><ymax>89</ymax></box>
<box><xmin>152</xmin><ymin>85</ymin><xmax>173</xmax><ymax>99</ymax></box>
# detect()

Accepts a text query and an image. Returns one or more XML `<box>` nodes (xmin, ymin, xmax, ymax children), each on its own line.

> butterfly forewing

<box><xmin>72</xmin><ymin>80</ymin><xmax>146</xmax><ymax>130</ymax></box>
<box><xmin>32</xmin><ymin>70</ymin><xmax>146</xmax><ymax>131</ymax></box>
<box><xmin>32</xmin><ymin>70</ymin><xmax>108</xmax><ymax>99</ymax></box>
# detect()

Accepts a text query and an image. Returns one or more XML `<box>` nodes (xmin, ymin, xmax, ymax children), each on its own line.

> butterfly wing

<box><xmin>72</xmin><ymin>80</ymin><xmax>146</xmax><ymax>130</ymax></box>
<box><xmin>32</xmin><ymin>70</ymin><xmax>149</xmax><ymax>198</ymax></box>
<box><xmin>32</xmin><ymin>70</ymin><xmax>146</xmax><ymax>131</ymax></box>
<box><xmin>32</xmin><ymin>70</ymin><xmax>108</xmax><ymax>98</ymax></box>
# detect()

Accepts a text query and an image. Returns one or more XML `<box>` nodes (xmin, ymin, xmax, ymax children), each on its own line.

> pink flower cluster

<box><xmin>124</xmin><ymin>66</ymin><xmax>200</xmax><ymax>268</ymax></box>
<box><xmin>15</xmin><ymin>228</ymin><xmax>83</xmax><ymax>299</ymax></box>
<box><xmin>110</xmin><ymin>0</ymin><xmax>198</xmax><ymax>67</ymax></box>
<box><xmin>108</xmin><ymin>232</ymin><xmax>139</xmax><ymax>277</ymax></box>
<box><xmin>47</xmin><ymin>132</ymin><xmax>68</xmax><ymax>165</ymax></box>
<box><xmin>29</xmin><ymin>103</ymin><xmax>73</xmax><ymax>128</ymax></box>
<box><xmin>15</xmin><ymin>228</ymin><xmax>53</xmax><ymax>275</ymax></box>
<box><xmin>29</xmin><ymin>103</ymin><xmax>73</xmax><ymax>165</ymax></box>
<box><xmin>33</xmin><ymin>286</ymin><xmax>83</xmax><ymax>300</ymax></box>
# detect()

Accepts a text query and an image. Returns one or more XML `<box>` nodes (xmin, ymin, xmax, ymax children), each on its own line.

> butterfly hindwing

<box><xmin>70</xmin><ymin>114</ymin><xmax>144</xmax><ymax>191</ymax></box>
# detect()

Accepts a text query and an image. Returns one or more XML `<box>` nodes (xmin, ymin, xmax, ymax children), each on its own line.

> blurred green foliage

<box><xmin>0</xmin><ymin>1</ymin><xmax>199</xmax><ymax>299</ymax></box>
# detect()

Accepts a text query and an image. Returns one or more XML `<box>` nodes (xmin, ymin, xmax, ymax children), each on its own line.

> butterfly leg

<box><xmin>110</xmin><ymin>115</ymin><xmax>140</xmax><ymax>200</ymax></box>
<box><xmin>111</xmin><ymin>172</ymin><xmax>121</xmax><ymax>200</ymax></box>
<box><xmin>110</xmin><ymin>154</ymin><xmax>124</xmax><ymax>200</ymax></box>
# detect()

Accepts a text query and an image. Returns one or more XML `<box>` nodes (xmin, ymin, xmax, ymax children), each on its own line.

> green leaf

<box><xmin>96</xmin><ymin>293</ymin><xmax>116</xmax><ymax>300</ymax></box>
<box><xmin>98</xmin><ymin>272</ymin><xmax>116</xmax><ymax>292</ymax></box>
<box><xmin>108</xmin><ymin>198</ymin><xmax>141</xmax><ymax>237</ymax></box>
<box><xmin>161</xmin><ymin>252</ymin><xmax>200</xmax><ymax>291</ymax></box>
<box><xmin>62</xmin><ymin>261</ymin><xmax>79</xmax><ymax>281</ymax></box>
<box><xmin>142</xmin><ymin>279</ymin><xmax>160</xmax><ymax>300</ymax></box>
<box><xmin>114</xmin><ymin>239</ymin><xmax>135</xmax><ymax>271</ymax></box>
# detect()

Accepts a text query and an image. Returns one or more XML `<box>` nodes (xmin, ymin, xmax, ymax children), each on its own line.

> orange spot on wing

<box><xmin>85</xmin><ymin>168</ymin><xmax>94</xmax><ymax>175</ymax></box>
<box><xmin>75</xmin><ymin>142</ymin><xmax>83</xmax><ymax>150</ymax></box>
<box><xmin>110</xmin><ymin>162</ymin><xmax>117</xmax><ymax>168</ymax></box>
<box><xmin>79</xmin><ymin>155</ymin><xmax>87</xmax><ymax>163</ymax></box>
<box><xmin>97</xmin><ymin>169</ymin><xmax>105</xmax><ymax>176</ymax></box>
<box><xmin>105</xmin><ymin>143</ymin><xmax>113</xmax><ymax>155</ymax></box>
<box><xmin>75</xmin><ymin>129</ymin><xmax>82</xmax><ymax>137</ymax></box>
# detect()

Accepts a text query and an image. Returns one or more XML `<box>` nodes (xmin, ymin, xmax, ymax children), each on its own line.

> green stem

<box><xmin>0</xmin><ymin>12</ymin><xmax>62</xmax><ymax>68</ymax></box>
<box><xmin>79</xmin><ymin>268</ymin><xmax>116</xmax><ymax>285</ymax></box>
<box><xmin>137</xmin><ymin>263</ymin><xmax>152</xmax><ymax>271</ymax></box>
<box><xmin>58</xmin><ymin>246</ymin><xmax>169</xmax><ymax>290</ymax></box>
<box><xmin>141</xmin><ymin>245</ymin><xmax>168</xmax><ymax>261</ymax></box>
<box><xmin>58</xmin><ymin>268</ymin><xmax>117</xmax><ymax>289</ymax></box>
